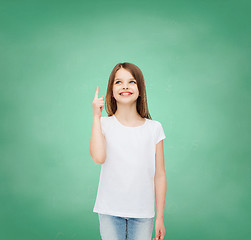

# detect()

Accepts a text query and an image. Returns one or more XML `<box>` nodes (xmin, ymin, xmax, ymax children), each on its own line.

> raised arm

<box><xmin>89</xmin><ymin>86</ymin><xmax>106</xmax><ymax>164</ymax></box>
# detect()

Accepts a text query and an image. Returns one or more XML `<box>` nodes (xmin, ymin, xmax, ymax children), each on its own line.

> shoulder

<box><xmin>101</xmin><ymin>116</ymin><xmax>113</xmax><ymax>122</ymax></box>
<box><xmin>100</xmin><ymin>116</ymin><xmax>114</xmax><ymax>128</ymax></box>
<box><xmin>147</xmin><ymin>118</ymin><xmax>163</xmax><ymax>129</ymax></box>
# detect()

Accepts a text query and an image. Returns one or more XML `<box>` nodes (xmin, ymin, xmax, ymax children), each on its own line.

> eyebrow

<box><xmin>114</xmin><ymin>78</ymin><xmax>135</xmax><ymax>80</ymax></box>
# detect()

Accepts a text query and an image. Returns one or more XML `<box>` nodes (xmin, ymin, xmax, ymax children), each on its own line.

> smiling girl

<box><xmin>90</xmin><ymin>62</ymin><xmax>166</xmax><ymax>240</ymax></box>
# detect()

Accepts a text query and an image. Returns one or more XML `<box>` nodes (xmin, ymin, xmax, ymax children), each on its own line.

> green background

<box><xmin>1</xmin><ymin>0</ymin><xmax>250</xmax><ymax>239</ymax></box>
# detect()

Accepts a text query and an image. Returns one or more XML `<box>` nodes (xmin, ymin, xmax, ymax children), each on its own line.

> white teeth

<box><xmin>121</xmin><ymin>93</ymin><xmax>131</xmax><ymax>96</ymax></box>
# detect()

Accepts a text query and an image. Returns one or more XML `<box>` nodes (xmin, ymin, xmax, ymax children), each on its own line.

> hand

<box><xmin>153</xmin><ymin>218</ymin><xmax>165</xmax><ymax>240</ymax></box>
<box><xmin>92</xmin><ymin>86</ymin><xmax>104</xmax><ymax>118</ymax></box>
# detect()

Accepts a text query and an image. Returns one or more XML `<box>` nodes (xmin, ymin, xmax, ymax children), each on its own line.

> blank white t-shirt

<box><xmin>93</xmin><ymin>114</ymin><xmax>166</xmax><ymax>218</ymax></box>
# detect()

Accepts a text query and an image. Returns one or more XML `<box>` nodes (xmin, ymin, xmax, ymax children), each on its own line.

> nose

<box><xmin>120</xmin><ymin>82</ymin><xmax>129</xmax><ymax>89</ymax></box>
<box><xmin>122</xmin><ymin>85</ymin><xmax>129</xmax><ymax>89</ymax></box>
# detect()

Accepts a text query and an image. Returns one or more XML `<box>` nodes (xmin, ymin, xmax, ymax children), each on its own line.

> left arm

<box><xmin>154</xmin><ymin>139</ymin><xmax>167</xmax><ymax>219</ymax></box>
<box><xmin>154</xmin><ymin>140</ymin><xmax>166</xmax><ymax>239</ymax></box>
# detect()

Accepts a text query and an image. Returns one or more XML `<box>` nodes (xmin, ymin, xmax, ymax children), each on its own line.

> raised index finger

<box><xmin>94</xmin><ymin>86</ymin><xmax>99</xmax><ymax>100</ymax></box>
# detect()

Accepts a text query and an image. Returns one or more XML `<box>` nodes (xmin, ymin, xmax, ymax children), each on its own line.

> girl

<box><xmin>90</xmin><ymin>62</ymin><xmax>166</xmax><ymax>240</ymax></box>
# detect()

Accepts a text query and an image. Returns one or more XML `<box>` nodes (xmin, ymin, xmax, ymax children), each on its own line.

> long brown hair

<box><xmin>104</xmin><ymin>62</ymin><xmax>152</xmax><ymax>120</ymax></box>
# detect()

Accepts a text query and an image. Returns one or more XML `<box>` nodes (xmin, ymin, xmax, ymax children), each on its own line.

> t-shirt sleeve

<box><xmin>155</xmin><ymin>121</ymin><xmax>166</xmax><ymax>145</ymax></box>
<box><xmin>100</xmin><ymin>117</ymin><xmax>106</xmax><ymax>136</ymax></box>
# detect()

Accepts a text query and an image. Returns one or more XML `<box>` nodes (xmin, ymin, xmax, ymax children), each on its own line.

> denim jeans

<box><xmin>98</xmin><ymin>213</ymin><xmax>154</xmax><ymax>240</ymax></box>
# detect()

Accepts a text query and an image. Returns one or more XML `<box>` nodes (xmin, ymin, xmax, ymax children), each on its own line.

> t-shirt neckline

<box><xmin>113</xmin><ymin>114</ymin><xmax>148</xmax><ymax>129</ymax></box>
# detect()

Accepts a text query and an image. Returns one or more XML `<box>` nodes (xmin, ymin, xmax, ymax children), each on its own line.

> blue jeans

<box><xmin>98</xmin><ymin>213</ymin><xmax>154</xmax><ymax>240</ymax></box>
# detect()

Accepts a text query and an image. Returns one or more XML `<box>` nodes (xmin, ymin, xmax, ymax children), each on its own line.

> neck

<box><xmin>114</xmin><ymin>102</ymin><xmax>141</xmax><ymax>121</ymax></box>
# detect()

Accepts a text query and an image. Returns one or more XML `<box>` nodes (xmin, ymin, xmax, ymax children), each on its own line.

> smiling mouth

<box><xmin>120</xmin><ymin>92</ymin><xmax>133</xmax><ymax>96</ymax></box>
<box><xmin>119</xmin><ymin>93</ymin><xmax>132</xmax><ymax>97</ymax></box>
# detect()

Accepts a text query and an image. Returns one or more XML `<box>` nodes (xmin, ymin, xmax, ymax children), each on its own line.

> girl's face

<box><xmin>112</xmin><ymin>68</ymin><xmax>139</xmax><ymax>104</ymax></box>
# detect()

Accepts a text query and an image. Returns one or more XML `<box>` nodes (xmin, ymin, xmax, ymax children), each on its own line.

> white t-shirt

<box><xmin>93</xmin><ymin>114</ymin><xmax>166</xmax><ymax>218</ymax></box>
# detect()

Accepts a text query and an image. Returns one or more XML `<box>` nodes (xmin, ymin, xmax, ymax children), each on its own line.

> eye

<box><xmin>115</xmin><ymin>80</ymin><xmax>136</xmax><ymax>84</ymax></box>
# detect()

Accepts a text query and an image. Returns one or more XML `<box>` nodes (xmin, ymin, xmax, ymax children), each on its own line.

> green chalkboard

<box><xmin>0</xmin><ymin>0</ymin><xmax>250</xmax><ymax>239</ymax></box>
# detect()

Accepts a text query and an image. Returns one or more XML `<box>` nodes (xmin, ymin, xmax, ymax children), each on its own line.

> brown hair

<box><xmin>104</xmin><ymin>62</ymin><xmax>152</xmax><ymax>120</ymax></box>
